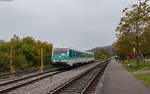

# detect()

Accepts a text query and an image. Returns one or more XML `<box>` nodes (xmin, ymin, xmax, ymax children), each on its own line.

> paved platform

<box><xmin>101</xmin><ymin>59</ymin><xmax>150</xmax><ymax>94</ymax></box>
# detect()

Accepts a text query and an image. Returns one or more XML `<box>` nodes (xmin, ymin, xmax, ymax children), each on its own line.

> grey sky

<box><xmin>0</xmin><ymin>0</ymin><xmax>137</xmax><ymax>50</ymax></box>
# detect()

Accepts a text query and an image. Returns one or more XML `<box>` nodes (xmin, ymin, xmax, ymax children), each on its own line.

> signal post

<box><xmin>10</xmin><ymin>46</ymin><xmax>15</xmax><ymax>73</ymax></box>
<box><xmin>41</xmin><ymin>47</ymin><xmax>44</xmax><ymax>72</ymax></box>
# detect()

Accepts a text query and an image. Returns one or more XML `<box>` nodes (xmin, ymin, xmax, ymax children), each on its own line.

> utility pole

<box><xmin>10</xmin><ymin>46</ymin><xmax>15</xmax><ymax>73</ymax></box>
<box><xmin>41</xmin><ymin>47</ymin><xmax>44</xmax><ymax>72</ymax></box>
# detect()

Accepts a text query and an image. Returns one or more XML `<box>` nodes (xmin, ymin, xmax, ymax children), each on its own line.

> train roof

<box><xmin>53</xmin><ymin>48</ymin><xmax>94</xmax><ymax>54</ymax></box>
<box><xmin>53</xmin><ymin>48</ymin><xmax>69</xmax><ymax>50</ymax></box>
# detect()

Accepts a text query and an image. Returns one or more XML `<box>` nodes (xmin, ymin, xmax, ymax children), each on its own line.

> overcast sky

<box><xmin>0</xmin><ymin>0</ymin><xmax>137</xmax><ymax>50</ymax></box>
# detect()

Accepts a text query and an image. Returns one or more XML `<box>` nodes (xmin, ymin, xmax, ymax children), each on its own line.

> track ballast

<box><xmin>50</xmin><ymin>61</ymin><xmax>109</xmax><ymax>94</ymax></box>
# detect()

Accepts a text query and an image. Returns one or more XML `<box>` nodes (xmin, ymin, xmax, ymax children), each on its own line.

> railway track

<box><xmin>0</xmin><ymin>67</ymin><xmax>53</xmax><ymax>80</ymax></box>
<box><xmin>0</xmin><ymin>68</ymin><xmax>63</xmax><ymax>94</ymax></box>
<box><xmin>50</xmin><ymin>61</ymin><xmax>108</xmax><ymax>94</ymax></box>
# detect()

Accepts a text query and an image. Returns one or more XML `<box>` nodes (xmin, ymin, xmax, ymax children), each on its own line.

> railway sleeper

<box><xmin>50</xmin><ymin>62</ymin><xmax>108</xmax><ymax>94</ymax></box>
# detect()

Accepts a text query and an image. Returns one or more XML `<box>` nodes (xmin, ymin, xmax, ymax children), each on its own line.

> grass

<box><xmin>135</xmin><ymin>73</ymin><xmax>150</xmax><ymax>87</ymax></box>
<box><xmin>121</xmin><ymin>60</ymin><xmax>150</xmax><ymax>72</ymax></box>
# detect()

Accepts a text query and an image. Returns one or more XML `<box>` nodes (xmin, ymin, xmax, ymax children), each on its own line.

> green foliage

<box><xmin>140</xmin><ymin>30</ymin><xmax>150</xmax><ymax>55</ymax></box>
<box><xmin>93</xmin><ymin>46</ymin><xmax>113</xmax><ymax>60</ymax></box>
<box><xmin>0</xmin><ymin>35</ymin><xmax>53</xmax><ymax>73</ymax></box>
<box><xmin>136</xmin><ymin>73</ymin><xmax>150</xmax><ymax>87</ymax></box>
<box><xmin>113</xmin><ymin>32</ymin><xmax>135</xmax><ymax>55</ymax></box>
<box><xmin>95</xmin><ymin>53</ymin><xmax>108</xmax><ymax>60</ymax></box>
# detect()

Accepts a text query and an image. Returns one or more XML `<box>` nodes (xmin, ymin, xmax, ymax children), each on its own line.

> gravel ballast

<box><xmin>8</xmin><ymin>62</ymin><xmax>102</xmax><ymax>94</ymax></box>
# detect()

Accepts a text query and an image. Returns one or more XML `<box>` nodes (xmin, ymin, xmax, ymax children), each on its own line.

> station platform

<box><xmin>101</xmin><ymin>59</ymin><xmax>150</xmax><ymax>94</ymax></box>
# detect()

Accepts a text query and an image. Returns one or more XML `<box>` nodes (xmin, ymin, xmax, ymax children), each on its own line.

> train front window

<box><xmin>53</xmin><ymin>50</ymin><xmax>68</xmax><ymax>56</ymax></box>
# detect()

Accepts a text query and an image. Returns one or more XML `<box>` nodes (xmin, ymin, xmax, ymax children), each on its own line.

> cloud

<box><xmin>0</xmin><ymin>0</ymin><xmax>137</xmax><ymax>50</ymax></box>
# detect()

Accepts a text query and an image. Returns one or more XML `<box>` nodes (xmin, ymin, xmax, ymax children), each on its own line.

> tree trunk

<box><xmin>135</xmin><ymin>33</ymin><xmax>140</xmax><ymax>67</ymax></box>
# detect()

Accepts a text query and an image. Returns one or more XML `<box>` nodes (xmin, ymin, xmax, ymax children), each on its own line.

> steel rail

<box><xmin>81</xmin><ymin>63</ymin><xmax>108</xmax><ymax>94</ymax></box>
<box><xmin>50</xmin><ymin>61</ymin><xmax>107</xmax><ymax>94</ymax></box>
<box><xmin>0</xmin><ymin>67</ymin><xmax>53</xmax><ymax>80</ymax></box>
<box><xmin>0</xmin><ymin>68</ymin><xmax>58</xmax><ymax>86</ymax></box>
<box><xmin>0</xmin><ymin>69</ymin><xmax>38</xmax><ymax>79</ymax></box>
<box><xmin>0</xmin><ymin>70</ymin><xmax>64</xmax><ymax>94</ymax></box>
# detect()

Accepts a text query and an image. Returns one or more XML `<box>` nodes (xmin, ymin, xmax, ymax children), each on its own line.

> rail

<box><xmin>0</xmin><ymin>68</ymin><xmax>63</xmax><ymax>94</ymax></box>
<box><xmin>50</xmin><ymin>61</ymin><xmax>108</xmax><ymax>94</ymax></box>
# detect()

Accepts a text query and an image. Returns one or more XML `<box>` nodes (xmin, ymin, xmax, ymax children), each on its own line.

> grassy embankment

<box><xmin>120</xmin><ymin>60</ymin><xmax>150</xmax><ymax>87</ymax></box>
<box><xmin>120</xmin><ymin>60</ymin><xmax>150</xmax><ymax>72</ymax></box>
<box><xmin>136</xmin><ymin>73</ymin><xmax>150</xmax><ymax>87</ymax></box>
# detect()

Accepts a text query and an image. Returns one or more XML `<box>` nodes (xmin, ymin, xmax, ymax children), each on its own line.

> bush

<box><xmin>0</xmin><ymin>35</ymin><xmax>53</xmax><ymax>74</ymax></box>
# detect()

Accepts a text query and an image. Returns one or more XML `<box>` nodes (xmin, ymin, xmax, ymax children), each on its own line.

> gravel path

<box><xmin>8</xmin><ymin>62</ymin><xmax>102</xmax><ymax>94</ymax></box>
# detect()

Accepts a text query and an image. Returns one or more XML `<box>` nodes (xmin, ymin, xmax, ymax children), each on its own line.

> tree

<box><xmin>116</xmin><ymin>0</ymin><xmax>150</xmax><ymax>67</ymax></box>
<box><xmin>0</xmin><ymin>35</ymin><xmax>53</xmax><ymax>73</ymax></box>
<box><xmin>140</xmin><ymin>24</ymin><xmax>150</xmax><ymax>56</ymax></box>
<box><xmin>113</xmin><ymin>32</ymin><xmax>134</xmax><ymax>56</ymax></box>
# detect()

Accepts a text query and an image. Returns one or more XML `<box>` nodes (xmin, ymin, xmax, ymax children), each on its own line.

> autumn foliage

<box><xmin>114</xmin><ymin>0</ymin><xmax>150</xmax><ymax>66</ymax></box>
<box><xmin>0</xmin><ymin>35</ymin><xmax>53</xmax><ymax>73</ymax></box>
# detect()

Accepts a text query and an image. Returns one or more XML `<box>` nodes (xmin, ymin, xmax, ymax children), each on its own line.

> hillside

<box><xmin>88</xmin><ymin>45</ymin><xmax>115</xmax><ymax>60</ymax></box>
<box><xmin>89</xmin><ymin>45</ymin><xmax>114</xmax><ymax>54</ymax></box>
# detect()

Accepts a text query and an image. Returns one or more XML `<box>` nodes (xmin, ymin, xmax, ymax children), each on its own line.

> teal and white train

<box><xmin>51</xmin><ymin>48</ymin><xmax>95</xmax><ymax>68</ymax></box>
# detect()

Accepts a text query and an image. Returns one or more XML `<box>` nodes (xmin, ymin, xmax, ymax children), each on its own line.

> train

<box><xmin>51</xmin><ymin>48</ymin><xmax>95</xmax><ymax>68</ymax></box>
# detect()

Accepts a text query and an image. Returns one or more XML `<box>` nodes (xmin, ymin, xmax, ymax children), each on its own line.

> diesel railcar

<box><xmin>51</xmin><ymin>48</ymin><xmax>95</xmax><ymax>68</ymax></box>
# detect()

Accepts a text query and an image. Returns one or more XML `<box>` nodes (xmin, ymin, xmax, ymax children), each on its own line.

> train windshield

<box><xmin>53</xmin><ymin>50</ymin><xmax>68</xmax><ymax>56</ymax></box>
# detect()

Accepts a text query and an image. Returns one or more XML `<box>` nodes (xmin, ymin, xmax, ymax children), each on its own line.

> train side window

<box><xmin>76</xmin><ymin>52</ymin><xmax>78</xmax><ymax>57</ymax></box>
<box><xmin>79</xmin><ymin>52</ymin><xmax>81</xmax><ymax>57</ymax></box>
<box><xmin>72</xmin><ymin>51</ymin><xmax>74</xmax><ymax>58</ymax></box>
<box><xmin>72</xmin><ymin>51</ymin><xmax>73</xmax><ymax>58</ymax></box>
<box><xmin>72</xmin><ymin>50</ymin><xmax>75</xmax><ymax>58</ymax></box>
<box><xmin>77</xmin><ymin>52</ymin><xmax>79</xmax><ymax>57</ymax></box>
<box><xmin>74</xmin><ymin>52</ymin><xmax>77</xmax><ymax>57</ymax></box>
<box><xmin>81</xmin><ymin>53</ymin><xmax>85</xmax><ymax>58</ymax></box>
<box><xmin>69</xmin><ymin>50</ymin><xmax>72</xmax><ymax>58</ymax></box>
<box><xmin>73</xmin><ymin>51</ymin><xmax>75</xmax><ymax>57</ymax></box>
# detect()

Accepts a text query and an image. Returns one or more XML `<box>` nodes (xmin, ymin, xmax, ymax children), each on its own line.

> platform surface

<box><xmin>101</xmin><ymin>59</ymin><xmax>150</xmax><ymax>94</ymax></box>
